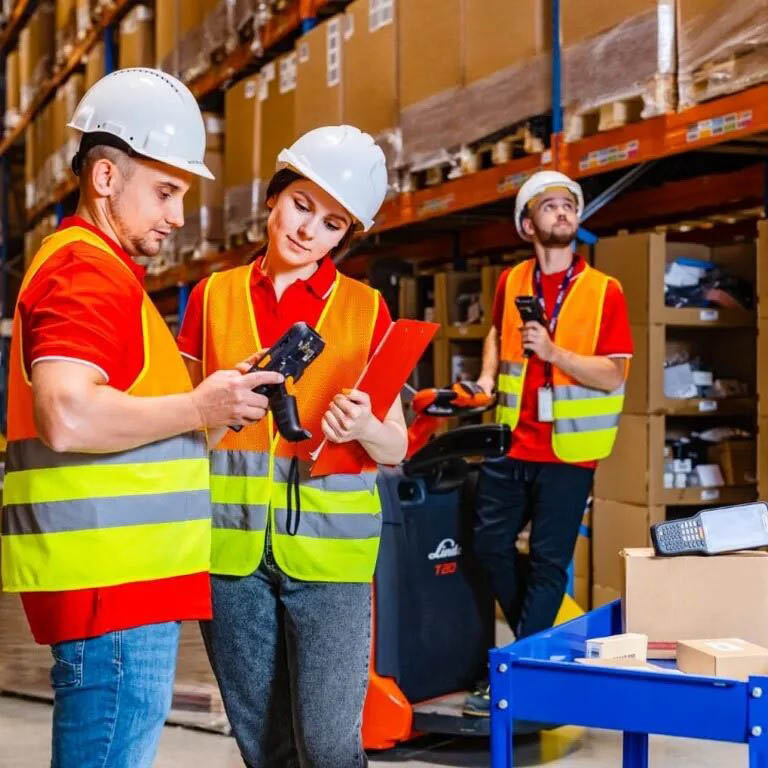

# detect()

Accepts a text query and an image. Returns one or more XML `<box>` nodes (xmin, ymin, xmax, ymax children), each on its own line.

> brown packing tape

<box><xmin>677</xmin><ymin>0</ymin><xmax>768</xmax><ymax>108</ymax></box>
<box><xmin>562</xmin><ymin>3</ymin><xmax>676</xmax><ymax>123</ymax></box>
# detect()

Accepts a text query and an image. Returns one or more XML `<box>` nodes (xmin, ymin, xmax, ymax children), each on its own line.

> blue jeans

<box><xmin>201</xmin><ymin>547</ymin><xmax>372</xmax><ymax>768</ymax></box>
<box><xmin>50</xmin><ymin>621</ymin><xmax>180</xmax><ymax>768</ymax></box>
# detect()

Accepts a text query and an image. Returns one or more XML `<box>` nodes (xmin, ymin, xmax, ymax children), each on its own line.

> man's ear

<box><xmin>521</xmin><ymin>216</ymin><xmax>535</xmax><ymax>238</ymax></box>
<box><xmin>90</xmin><ymin>158</ymin><xmax>119</xmax><ymax>197</ymax></box>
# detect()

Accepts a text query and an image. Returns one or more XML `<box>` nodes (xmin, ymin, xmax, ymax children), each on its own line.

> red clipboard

<box><xmin>310</xmin><ymin>319</ymin><xmax>440</xmax><ymax>476</ymax></box>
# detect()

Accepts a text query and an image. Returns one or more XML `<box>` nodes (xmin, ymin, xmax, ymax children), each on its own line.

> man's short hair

<box><xmin>79</xmin><ymin>144</ymin><xmax>136</xmax><ymax>183</ymax></box>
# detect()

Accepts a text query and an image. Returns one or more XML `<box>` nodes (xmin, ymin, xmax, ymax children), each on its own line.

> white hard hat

<box><xmin>68</xmin><ymin>68</ymin><xmax>214</xmax><ymax>180</ymax></box>
<box><xmin>514</xmin><ymin>170</ymin><xmax>584</xmax><ymax>240</ymax></box>
<box><xmin>277</xmin><ymin>125</ymin><xmax>387</xmax><ymax>231</ymax></box>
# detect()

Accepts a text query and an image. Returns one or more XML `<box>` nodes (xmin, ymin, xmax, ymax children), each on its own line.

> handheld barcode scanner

<box><xmin>515</xmin><ymin>295</ymin><xmax>545</xmax><ymax>358</ymax></box>
<box><xmin>651</xmin><ymin>502</ymin><xmax>768</xmax><ymax>556</ymax></box>
<box><xmin>231</xmin><ymin>322</ymin><xmax>325</xmax><ymax>441</ymax></box>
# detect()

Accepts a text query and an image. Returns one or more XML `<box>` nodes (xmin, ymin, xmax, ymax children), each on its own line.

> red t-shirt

<box><xmin>492</xmin><ymin>258</ymin><xmax>633</xmax><ymax>469</ymax></box>
<box><xmin>177</xmin><ymin>255</ymin><xmax>392</xmax><ymax>363</ymax></box>
<box><xmin>17</xmin><ymin>216</ymin><xmax>211</xmax><ymax>645</ymax></box>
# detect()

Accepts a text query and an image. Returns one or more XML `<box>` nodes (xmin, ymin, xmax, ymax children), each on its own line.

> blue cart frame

<box><xmin>490</xmin><ymin>601</ymin><xmax>768</xmax><ymax>767</ymax></box>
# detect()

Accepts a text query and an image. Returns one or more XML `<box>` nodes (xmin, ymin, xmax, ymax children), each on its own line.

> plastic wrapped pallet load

<box><xmin>562</xmin><ymin>0</ymin><xmax>677</xmax><ymax>141</ymax></box>
<box><xmin>677</xmin><ymin>0</ymin><xmax>768</xmax><ymax>109</ymax></box>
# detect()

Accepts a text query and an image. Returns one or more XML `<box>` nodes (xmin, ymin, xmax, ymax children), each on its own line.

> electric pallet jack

<box><xmin>362</xmin><ymin>383</ymin><xmax>584</xmax><ymax>750</ymax></box>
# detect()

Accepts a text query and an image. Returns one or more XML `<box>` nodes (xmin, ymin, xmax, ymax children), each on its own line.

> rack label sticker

<box><xmin>498</xmin><ymin>172</ymin><xmax>532</xmax><ymax>195</ymax></box>
<box><xmin>698</xmin><ymin>400</ymin><xmax>718</xmax><ymax>413</ymax></box>
<box><xmin>699</xmin><ymin>309</ymin><xmax>719</xmax><ymax>322</ymax></box>
<box><xmin>686</xmin><ymin>111</ymin><xmax>753</xmax><ymax>143</ymax></box>
<box><xmin>701</xmin><ymin>489</ymin><xmax>720</xmax><ymax>502</ymax></box>
<box><xmin>417</xmin><ymin>195</ymin><xmax>455</xmax><ymax>217</ymax></box>
<box><xmin>578</xmin><ymin>140</ymin><xmax>639</xmax><ymax>171</ymax></box>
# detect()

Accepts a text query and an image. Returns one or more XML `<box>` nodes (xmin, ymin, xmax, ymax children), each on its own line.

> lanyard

<box><xmin>533</xmin><ymin>255</ymin><xmax>578</xmax><ymax>384</ymax></box>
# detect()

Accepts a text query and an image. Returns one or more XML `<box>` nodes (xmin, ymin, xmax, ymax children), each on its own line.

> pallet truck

<box><xmin>362</xmin><ymin>383</ymin><xmax>584</xmax><ymax>750</ymax></box>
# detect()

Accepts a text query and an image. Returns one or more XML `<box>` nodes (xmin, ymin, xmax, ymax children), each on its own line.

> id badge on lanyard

<box><xmin>534</xmin><ymin>256</ymin><xmax>577</xmax><ymax>424</ymax></box>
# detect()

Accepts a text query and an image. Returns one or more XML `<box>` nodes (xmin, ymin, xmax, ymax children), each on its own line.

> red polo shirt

<box><xmin>493</xmin><ymin>258</ymin><xmax>633</xmax><ymax>469</ymax></box>
<box><xmin>17</xmin><ymin>216</ymin><xmax>211</xmax><ymax>645</ymax></box>
<box><xmin>177</xmin><ymin>255</ymin><xmax>392</xmax><ymax>365</ymax></box>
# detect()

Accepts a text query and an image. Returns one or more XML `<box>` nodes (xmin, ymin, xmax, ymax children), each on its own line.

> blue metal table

<box><xmin>490</xmin><ymin>600</ymin><xmax>768</xmax><ymax>767</ymax></box>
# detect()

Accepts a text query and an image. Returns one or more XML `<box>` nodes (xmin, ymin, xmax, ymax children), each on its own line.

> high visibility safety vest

<box><xmin>496</xmin><ymin>258</ymin><xmax>626</xmax><ymax>463</ymax></box>
<box><xmin>1</xmin><ymin>226</ymin><xmax>211</xmax><ymax>592</ymax></box>
<box><xmin>203</xmin><ymin>263</ymin><xmax>382</xmax><ymax>583</ymax></box>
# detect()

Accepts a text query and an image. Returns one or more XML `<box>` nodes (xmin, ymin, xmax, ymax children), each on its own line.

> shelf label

<box><xmin>578</xmin><ymin>140</ymin><xmax>639</xmax><ymax>172</ymax></box>
<box><xmin>417</xmin><ymin>195</ymin><xmax>454</xmax><ymax>218</ymax></box>
<box><xmin>686</xmin><ymin>110</ymin><xmax>753</xmax><ymax>143</ymax></box>
<box><xmin>701</xmin><ymin>489</ymin><xmax>721</xmax><ymax>502</ymax></box>
<box><xmin>497</xmin><ymin>172</ymin><xmax>532</xmax><ymax>195</ymax></box>
<box><xmin>698</xmin><ymin>400</ymin><xmax>718</xmax><ymax>412</ymax></box>
<box><xmin>699</xmin><ymin>309</ymin><xmax>719</xmax><ymax>322</ymax></box>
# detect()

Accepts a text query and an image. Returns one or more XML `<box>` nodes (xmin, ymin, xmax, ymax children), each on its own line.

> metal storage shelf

<box><xmin>490</xmin><ymin>600</ymin><xmax>768</xmax><ymax>768</ymax></box>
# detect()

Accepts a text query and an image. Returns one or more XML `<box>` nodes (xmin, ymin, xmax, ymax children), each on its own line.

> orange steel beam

<box><xmin>0</xmin><ymin>0</ymin><xmax>32</xmax><ymax>54</ymax></box>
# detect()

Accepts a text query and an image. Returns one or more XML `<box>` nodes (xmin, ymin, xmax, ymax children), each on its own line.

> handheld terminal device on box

<box><xmin>231</xmin><ymin>322</ymin><xmax>325</xmax><ymax>441</ymax></box>
<box><xmin>515</xmin><ymin>295</ymin><xmax>546</xmax><ymax>358</ymax></box>
<box><xmin>651</xmin><ymin>502</ymin><xmax>768</xmax><ymax>556</ymax></box>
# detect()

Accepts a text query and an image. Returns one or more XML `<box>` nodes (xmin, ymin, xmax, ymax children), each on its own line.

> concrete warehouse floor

<box><xmin>0</xmin><ymin>694</ymin><xmax>747</xmax><ymax>767</ymax></box>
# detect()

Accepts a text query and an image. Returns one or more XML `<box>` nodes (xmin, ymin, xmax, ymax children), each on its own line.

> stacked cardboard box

<box><xmin>5</xmin><ymin>49</ymin><xmax>20</xmax><ymax>130</ymax></box>
<box><xmin>677</xmin><ymin>0</ymin><xmax>768</xmax><ymax>109</ymax></box>
<box><xmin>155</xmin><ymin>0</ymin><xmax>179</xmax><ymax>75</ymax></box>
<box><xmin>224</xmin><ymin>49</ymin><xmax>297</xmax><ymax>244</ymax></box>
<box><xmin>562</xmin><ymin>0</ymin><xmax>676</xmax><ymax>140</ymax></box>
<box><xmin>178</xmin><ymin>0</ymin><xmax>217</xmax><ymax>82</ymax></box>
<box><xmin>76</xmin><ymin>0</ymin><xmax>95</xmax><ymax>41</ymax></box>
<box><xmin>19</xmin><ymin>3</ymin><xmax>56</xmax><ymax>112</ymax></box>
<box><xmin>84</xmin><ymin>39</ymin><xmax>105</xmax><ymax>90</ymax></box>
<box><xmin>118</xmin><ymin>4</ymin><xmax>155</xmax><ymax>70</ymax></box>
<box><xmin>757</xmin><ymin>222</ymin><xmax>768</xmax><ymax>499</ymax></box>
<box><xmin>55</xmin><ymin>0</ymin><xmax>77</xmax><ymax>64</ymax></box>
<box><xmin>592</xmin><ymin>232</ymin><xmax>758</xmax><ymax>608</ymax></box>
<box><xmin>179</xmin><ymin>113</ymin><xmax>225</xmax><ymax>259</ymax></box>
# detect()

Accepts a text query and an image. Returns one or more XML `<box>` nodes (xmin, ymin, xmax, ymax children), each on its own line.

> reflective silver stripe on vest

<box><xmin>497</xmin><ymin>392</ymin><xmax>518</xmax><ymax>408</ymax></box>
<box><xmin>272</xmin><ymin>509</ymin><xmax>382</xmax><ymax>539</ymax></box>
<box><xmin>2</xmin><ymin>491</ymin><xmax>211</xmax><ymax>535</ymax></box>
<box><xmin>499</xmin><ymin>361</ymin><xmax>524</xmax><ymax>376</ymax></box>
<box><xmin>6</xmin><ymin>433</ymin><xmax>206</xmax><ymax>472</ymax></box>
<box><xmin>554</xmin><ymin>384</ymin><xmax>626</xmax><ymax>400</ymax></box>
<box><xmin>211</xmin><ymin>503</ymin><xmax>268</xmax><ymax>532</ymax></box>
<box><xmin>210</xmin><ymin>450</ymin><xmax>270</xmax><ymax>477</ymax></box>
<box><xmin>273</xmin><ymin>457</ymin><xmax>378</xmax><ymax>494</ymax></box>
<box><xmin>554</xmin><ymin>413</ymin><xmax>621</xmax><ymax>434</ymax></box>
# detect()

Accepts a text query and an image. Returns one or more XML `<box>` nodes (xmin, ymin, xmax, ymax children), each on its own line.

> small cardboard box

<box><xmin>623</xmin><ymin>548</ymin><xmax>768</xmax><ymax>659</ymax></box>
<box><xmin>708</xmin><ymin>440</ymin><xmax>756</xmax><ymax>486</ymax></box>
<box><xmin>586</xmin><ymin>633</ymin><xmax>648</xmax><ymax>661</ymax></box>
<box><xmin>677</xmin><ymin>638</ymin><xmax>768</xmax><ymax>681</ymax></box>
<box><xmin>118</xmin><ymin>4</ymin><xmax>154</xmax><ymax>70</ymax></box>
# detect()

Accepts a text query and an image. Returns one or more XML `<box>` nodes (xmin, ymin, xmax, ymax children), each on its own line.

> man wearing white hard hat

<box><xmin>465</xmin><ymin>171</ymin><xmax>633</xmax><ymax>715</ymax></box>
<box><xmin>178</xmin><ymin>125</ymin><xmax>407</xmax><ymax>767</ymax></box>
<box><xmin>0</xmin><ymin>69</ymin><xmax>282</xmax><ymax>767</ymax></box>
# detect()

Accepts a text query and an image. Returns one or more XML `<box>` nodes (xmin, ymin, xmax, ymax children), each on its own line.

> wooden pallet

<box><xmin>688</xmin><ymin>46</ymin><xmax>768</xmax><ymax>105</ymax></box>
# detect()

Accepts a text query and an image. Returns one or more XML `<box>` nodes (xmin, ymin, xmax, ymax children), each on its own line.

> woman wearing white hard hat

<box><xmin>179</xmin><ymin>125</ymin><xmax>407</xmax><ymax>767</ymax></box>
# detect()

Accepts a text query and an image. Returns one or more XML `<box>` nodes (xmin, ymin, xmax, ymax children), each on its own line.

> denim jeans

<box><xmin>201</xmin><ymin>542</ymin><xmax>372</xmax><ymax>768</ymax></box>
<box><xmin>474</xmin><ymin>457</ymin><xmax>594</xmax><ymax>638</ymax></box>
<box><xmin>49</xmin><ymin>621</ymin><xmax>180</xmax><ymax>768</ymax></box>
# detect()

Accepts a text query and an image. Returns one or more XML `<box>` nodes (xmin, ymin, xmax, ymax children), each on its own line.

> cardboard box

<box><xmin>84</xmin><ymin>39</ymin><xmax>105</xmax><ymax>90</ymax></box>
<box><xmin>260</xmin><ymin>51</ymin><xmax>298</xmax><ymax>185</ymax></box>
<box><xmin>677</xmin><ymin>638</ymin><xmax>768</xmax><ymax>680</ymax></box>
<box><xmin>224</xmin><ymin>75</ymin><xmax>263</xmax><ymax>240</ymax></box>
<box><xmin>295</xmin><ymin>16</ymin><xmax>344</xmax><ymax>137</ymax></box>
<box><xmin>76</xmin><ymin>0</ymin><xmax>94</xmax><ymax>40</ymax></box>
<box><xmin>758</xmin><ymin>221</ymin><xmax>768</xmax><ymax>319</ymax></box>
<box><xmin>595</xmin><ymin>233</ymin><xmax>756</xmax><ymax>326</ymax></box>
<box><xmin>118</xmin><ymin>4</ymin><xmax>154</xmax><ymax>69</ymax></box>
<box><xmin>760</xmin><ymin>314</ymin><xmax>768</xmax><ymax>413</ymax></box>
<box><xmin>708</xmin><ymin>441</ymin><xmax>756</xmax><ymax>486</ymax></box>
<box><xmin>592</xmin><ymin>583</ymin><xmax>621</xmax><ymax>609</ymax></box>
<box><xmin>464</xmin><ymin>0</ymin><xmax>550</xmax><ymax>84</ymax></box>
<box><xmin>586</xmin><ymin>632</ymin><xmax>648</xmax><ymax>660</ymax></box>
<box><xmin>562</xmin><ymin>0</ymin><xmax>660</xmax><ymax>44</ymax></box>
<box><xmin>178</xmin><ymin>0</ymin><xmax>214</xmax><ymax>80</ymax></box>
<box><xmin>622</xmin><ymin>548</ymin><xmax>768</xmax><ymax>658</ymax></box>
<box><xmin>56</xmin><ymin>0</ymin><xmax>76</xmax><ymax>59</ymax></box>
<box><xmin>155</xmin><ymin>0</ymin><xmax>178</xmax><ymax>74</ymax></box>
<box><xmin>593</xmin><ymin>498</ymin><xmax>663</xmax><ymax>591</ymax></box>
<box><xmin>760</xmin><ymin>418</ymin><xmax>768</xmax><ymax>500</ymax></box>
<box><xmin>343</xmin><ymin>0</ymin><xmax>397</xmax><ymax>138</ymax></box>
<box><xmin>5</xmin><ymin>49</ymin><xmax>20</xmax><ymax>120</ymax></box>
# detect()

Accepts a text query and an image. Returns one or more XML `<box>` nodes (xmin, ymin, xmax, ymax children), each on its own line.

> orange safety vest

<box><xmin>1</xmin><ymin>226</ymin><xmax>210</xmax><ymax>592</ymax></box>
<box><xmin>496</xmin><ymin>258</ymin><xmax>626</xmax><ymax>463</ymax></box>
<box><xmin>203</xmin><ymin>262</ymin><xmax>382</xmax><ymax>582</ymax></box>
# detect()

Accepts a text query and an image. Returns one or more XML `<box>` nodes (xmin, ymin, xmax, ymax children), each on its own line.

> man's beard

<box><xmin>533</xmin><ymin>220</ymin><xmax>576</xmax><ymax>247</ymax></box>
<box><xmin>108</xmin><ymin>195</ymin><xmax>162</xmax><ymax>258</ymax></box>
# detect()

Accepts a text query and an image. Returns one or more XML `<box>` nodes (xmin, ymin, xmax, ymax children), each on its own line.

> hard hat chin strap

<box><xmin>71</xmin><ymin>132</ymin><xmax>140</xmax><ymax>176</ymax></box>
